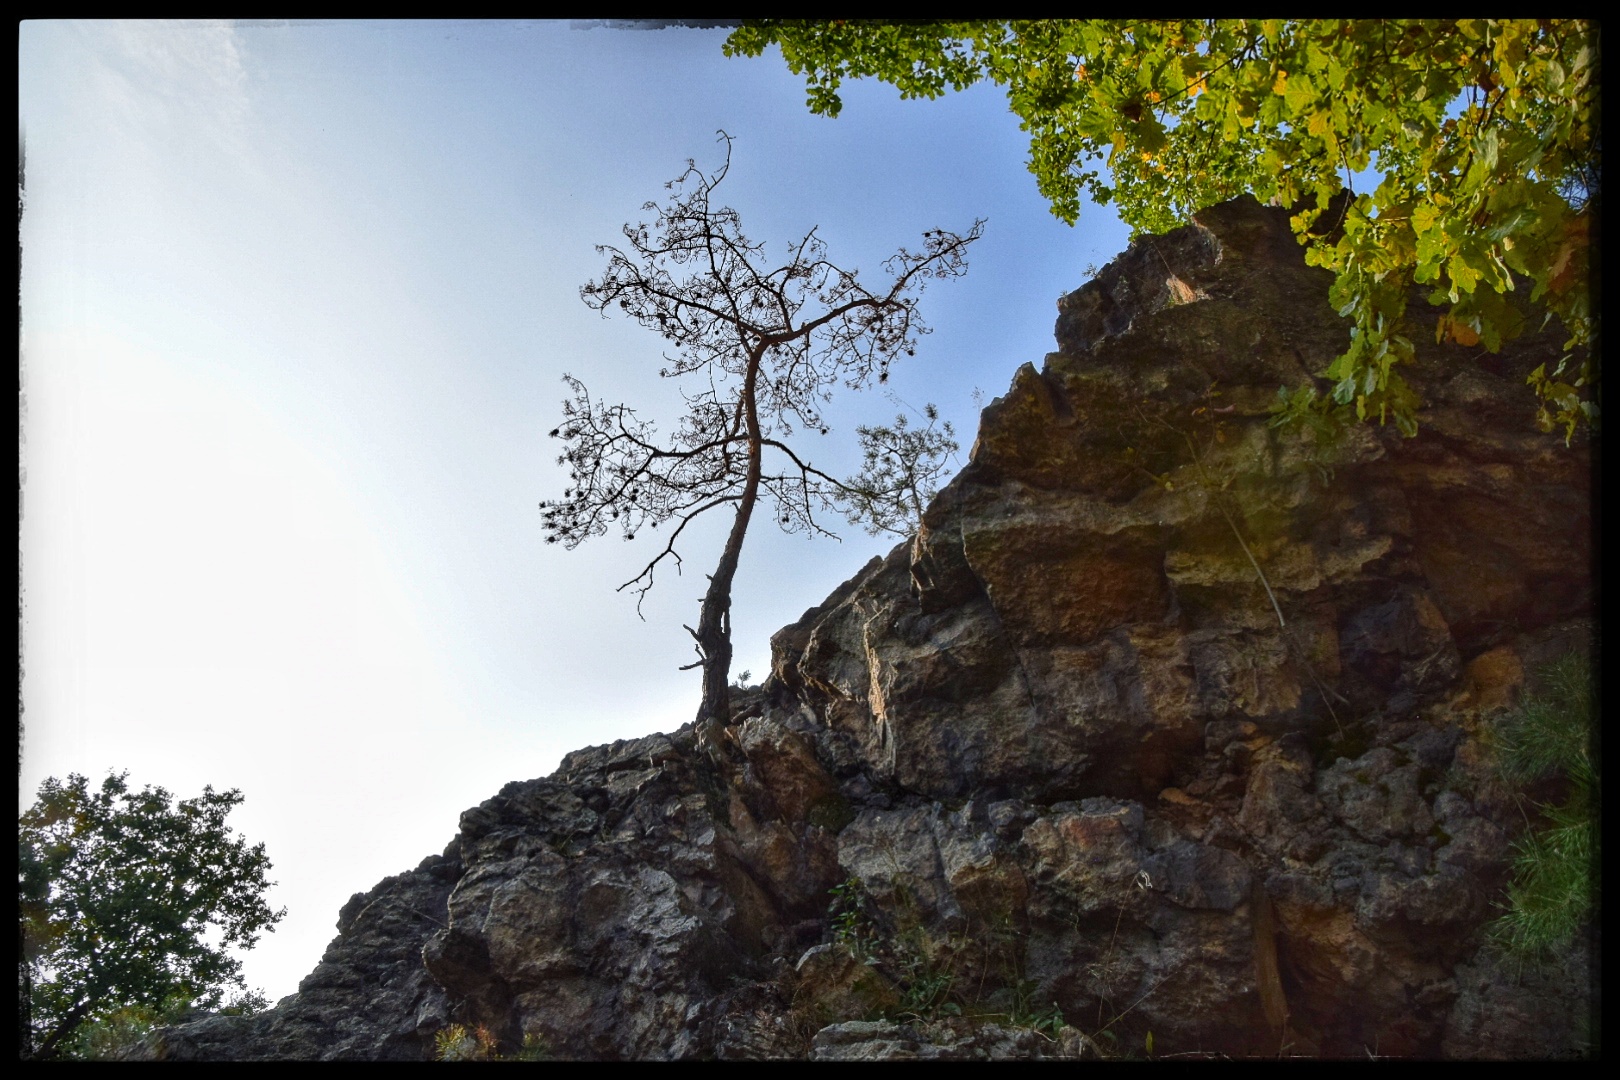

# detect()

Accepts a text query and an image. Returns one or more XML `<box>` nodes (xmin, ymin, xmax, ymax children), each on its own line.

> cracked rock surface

<box><xmin>140</xmin><ymin>196</ymin><xmax>1593</xmax><ymax>1060</ymax></box>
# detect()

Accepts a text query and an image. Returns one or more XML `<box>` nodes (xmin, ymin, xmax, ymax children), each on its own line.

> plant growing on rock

<box><xmin>540</xmin><ymin>131</ymin><xmax>982</xmax><ymax>750</ymax></box>
<box><xmin>828</xmin><ymin>875</ymin><xmax>881</xmax><ymax>963</ymax></box>
<box><xmin>432</xmin><ymin>1023</ymin><xmax>549</xmax><ymax>1061</ymax></box>
<box><xmin>56</xmin><ymin>991</ymin><xmax>267</xmax><ymax>1061</ymax></box>
<box><xmin>434</xmin><ymin>1023</ymin><xmax>498</xmax><ymax>1061</ymax></box>
<box><xmin>820</xmin><ymin>877</ymin><xmax>1130</xmax><ymax>1052</ymax></box>
<box><xmin>1006</xmin><ymin>979</ymin><xmax>1066</xmax><ymax>1038</ymax></box>
<box><xmin>1485</xmin><ymin>650</ymin><xmax>1598</xmax><ymax>967</ymax></box>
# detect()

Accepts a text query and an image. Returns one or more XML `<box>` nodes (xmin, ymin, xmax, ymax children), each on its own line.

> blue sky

<box><xmin>19</xmin><ymin>19</ymin><xmax>1131</xmax><ymax>1004</ymax></box>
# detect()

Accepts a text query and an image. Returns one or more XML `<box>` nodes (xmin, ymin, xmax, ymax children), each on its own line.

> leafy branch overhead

<box><xmin>726</xmin><ymin>19</ymin><xmax>1598</xmax><ymax>441</ymax></box>
<box><xmin>540</xmin><ymin>131</ymin><xmax>981</xmax><ymax>737</ymax></box>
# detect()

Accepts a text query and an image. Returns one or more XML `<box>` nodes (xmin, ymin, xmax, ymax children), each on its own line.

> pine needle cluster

<box><xmin>1485</xmin><ymin>650</ymin><xmax>1598</xmax><ymax>966</ymax></box>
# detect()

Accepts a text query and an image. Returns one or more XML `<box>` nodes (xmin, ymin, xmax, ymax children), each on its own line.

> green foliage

<box><xmin>897</xmin><ymin>959</ymin><xmax>960</xmax><ymax>1022</ymax></box>
<box><xmin>1485</xmin><ymin>651</ymin><xmax>1599</xmax><ymax>966</ymax></box>
<box><xmin>827</xmin><ymin>876</ymin><xmax>962</xmax><ymax>1022</ymax></box>
<box><xmin>828</xmin><ymin>876</ymin><xmax>880</xmax><ymax>962</ymax></box>
<box><xmin>61</xmin><ymin>1004</ymin><xmax>171</xmax><ymax>1061</ymax></box>
<box><xmin>508</xmin><ymin>1032</ymin><xmax>552</xmax><ymax>1061</ymax></box>
<box><xmin>435</xmin><ymin>1023</ymin><xmax>499</xmax><ymax>1061</ymax></box>
<box><xmin>430</xmin><ymin>1021</ymin><xmax>551</xmax><ymax>1061</ymax></box>
<box><xmin>55</xmin><ymin>988</ymin><xmax>267</xmax><ymax>1061</ymax></box>
<box><xmin>19</xmin><ymin>771</ymin><xmax>286</xmax><ymax>1060</ymax></box>
<box><xmin>727</xmin><ymin>19</ymin><xmax>1599</xmax><ymax>440</ymax></box>
<box><xmin>1007</xmin><ymin>978</ymin><xmax>1066</xmax><ymax>1037</ymax></box>
<box><xmin>1268</xmin><ymin>383</ymin><xmax>1351</xmax><ymax>451</ymax></box>
<box><xmin>891</xmin><ymin>921</ymin><xmax>963</xmax><ymax>1023</ymax></box>
<box><xmin>822</xmin><ymin>879</ymin><xmax>1099</xmax><ymax>1047</ymax></box>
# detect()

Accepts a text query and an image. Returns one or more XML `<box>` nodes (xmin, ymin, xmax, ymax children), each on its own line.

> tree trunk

<box><xmin>32</xmin><ymin>996</ymin><xmax>96</xmax><ymax>1061</ymax></box>
<box><xmin>694</xmin><ymin>353</ymin><xmax>765</xmax><ymax>739</ymax></box>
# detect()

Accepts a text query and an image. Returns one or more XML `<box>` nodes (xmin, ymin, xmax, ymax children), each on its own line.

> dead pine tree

<box><xmin>540</xmin><ymin>131</ymin><xmax>981</xmax><ymax>757</ymax></box>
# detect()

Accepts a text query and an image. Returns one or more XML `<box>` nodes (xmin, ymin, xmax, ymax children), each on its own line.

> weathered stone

<box><xmin>1441</xmin><ymin>925</ymin><xmax>1596</xmax><ymax>1060</ymax></box>
<box><xmin>790</xmin><ymin>944</ymin><xmax>901</xmax><ymax>1032</ymax></box>
<box><xmin>138</xmin><ymin>195</ymin><xmax>1591</xmax><ymax>1060</ymax></box>
<box><xmin>809</xmin><ymin>1018</ymin><xmax>1092</xmax><ymax>1060</ymax></box>
<box><xmin>809</xmin><ymin>1019</ymin><xmax>921</xmax><ymax>1060</ymax></box>
<box><xmin>138</xmin><ymin>851</ymin><xmax>461</xmax><ymax>1060</ymax></box>
<box><xmin>710</xmin><ymin>973</ymin><xmax>806</xmax><ymax>1060</ymax></box>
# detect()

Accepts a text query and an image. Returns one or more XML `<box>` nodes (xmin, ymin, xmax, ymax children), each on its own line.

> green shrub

<box><xmin>434</xmin><ymin>1023</ymin><xmax>498</xmax><ymax>1061</ymax></box>
<box><xmin>61</xmin><ymin>1003</ymin><xmax>170</xmax><ymax>1060</ymax></box>
<box><xmin>821</xmin><ymin>879</ymin><xmax>1088</xmax><ymax>1042</ymax></box>
<box><xmin>828</xmin><ymin>876</ymin><xmax>880</xmax><ymax>962</ymax></box>
<box><xmin>1485</xmin><ymin>650</ymin><xmax>1598</xmax><ymax>965</ymax></box>
<box><xmin>58</xmin><ymin>989</ymin><xmax>266</xmax><ymax>1061</ymax></box>
<box><xmin>431</xmin><ymin>1024</ymin><xmax>550</xmax><ymax>1062</ymax></box>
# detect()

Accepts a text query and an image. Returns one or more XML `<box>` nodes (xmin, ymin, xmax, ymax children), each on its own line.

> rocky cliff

<box><xmin>140</xmin><ymin>196</ymin><xmax>1595</xmax><ymax>1060</ymax></box>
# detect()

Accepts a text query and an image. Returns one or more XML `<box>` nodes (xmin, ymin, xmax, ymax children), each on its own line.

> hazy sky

<box><xmin>19</xmin><ymin>19</ymin><xmax>1132</xmax><ymax>1004</ymax></box>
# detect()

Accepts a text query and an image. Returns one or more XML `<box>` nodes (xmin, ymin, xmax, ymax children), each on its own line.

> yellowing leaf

<box><xmin>1547</xmin><ymin>221</ymin><xmax>1587</xmax><ymax>295</ymax></box>
<box><xmin>1439</xmin><ymin>315</ymin><xmax>1481</xmax><ymax>346</ymax></box>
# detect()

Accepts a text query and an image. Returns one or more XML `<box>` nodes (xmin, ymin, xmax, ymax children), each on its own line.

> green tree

<box><xmin>725</xmin><ymin>19</ymin><xmax>1598</xmax><ymax>440</ymax></box>
<box><xmin>540</xmin><ymin>133</ymin><xmax>979</xmax><ymax>752</ymax></box>
<box><xmin>19</xmin><ymin>771</ymin><xmax>286</xmax><ymax>1059</ymax></box>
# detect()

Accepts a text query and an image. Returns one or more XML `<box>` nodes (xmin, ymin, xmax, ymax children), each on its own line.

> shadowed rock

<box><xmin>137</xmin><ymin>196</ymin><xmax>1593</xmax><ymax>1061</ymax></box>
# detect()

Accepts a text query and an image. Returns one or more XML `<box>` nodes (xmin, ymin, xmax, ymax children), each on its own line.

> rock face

<box><xmin>140</xmin><ymin>196</ymin><xmax>1594</xmax><ymax>1061</ymax></box>
<box><xmin>133</xmin><ymin>851</ymin><xmax>461</xmax><ymax>1060</ymax></box>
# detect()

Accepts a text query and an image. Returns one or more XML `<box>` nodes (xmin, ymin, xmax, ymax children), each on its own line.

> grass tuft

<box><xmin>1484</xmin><ymin>650</ymin><xmax>1598</xmax><ymax>966</ymax></box>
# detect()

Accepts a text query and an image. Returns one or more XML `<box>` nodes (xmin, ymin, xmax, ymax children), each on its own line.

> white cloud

<box><xmin>74</xmin><ymin>20</ymin><xmax>254</xmax><ymax>167</ymax></box>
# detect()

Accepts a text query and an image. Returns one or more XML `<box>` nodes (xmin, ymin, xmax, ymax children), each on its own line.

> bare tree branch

<box><xmin>538</xmin><ymin>131</ymin><xmax>982</xmax><ymax>739</ymax></box>
<box><xmin>614</xmin><ymin>493</ymin><xmax>741</xmax><ymax>610</ymax></box>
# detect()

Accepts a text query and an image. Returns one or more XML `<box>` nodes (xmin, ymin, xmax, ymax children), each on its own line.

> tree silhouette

<box><xmin>540</xmin><ymin>131</ymin><xmax>982</xmax><ymax>750</ymax></box>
